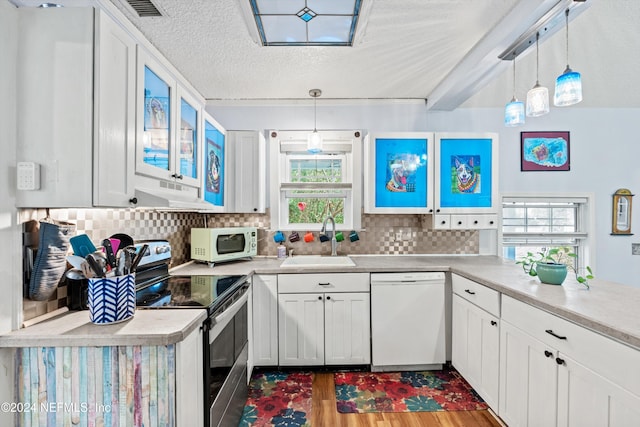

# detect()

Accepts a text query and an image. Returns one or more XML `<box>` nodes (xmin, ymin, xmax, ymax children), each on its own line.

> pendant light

<box><xmin>307</xmin><ymin>89</ymin><xmax>323</xmax><ymax>153</ymax></box>
<box><xmin>504</xmin><ymin>54</ymin><xmax>525</xmax><ymax>127</ymax></box>
<box><xmin>526</xmin><ymin>32</ymin><xmax>550</xmax><ymax>117</ymax></box>
<box><xmin>554</xmin><ymin>8</ymin><xmax>583</xmax><ymax>106</ymax></box>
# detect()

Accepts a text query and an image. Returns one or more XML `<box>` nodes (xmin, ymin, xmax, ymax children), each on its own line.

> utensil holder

<box><xmin>88</xmin><ymin>273</ymin><xmax>135</xmax><ymax>324</ymax></box>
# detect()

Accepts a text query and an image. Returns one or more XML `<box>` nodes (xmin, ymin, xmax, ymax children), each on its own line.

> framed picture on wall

<box><xmin>521</xmin><ymin>131</ymin><xmax>570</xmax><ymax>171</ymax></box>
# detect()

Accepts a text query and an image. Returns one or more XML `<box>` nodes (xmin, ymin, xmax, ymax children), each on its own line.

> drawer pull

<box><xmin>318</xmin><ymin>282</ymin><xmax>331</xmax><ymax>286</ymax></box>
<box><xmin>556</xmin><ymin>357</ymin><xmax>565</xmax><ymax>366</ymax></box>
<box><xmin>318</xmin><ymin>296</ymin><xmax>322</xmax><ymax>300</ymax></box>
<box><xmin>544</xmin><ymin>350</ymin><xmax>553</xmax><ymax>358</ymax></box>
<box><xmin>490</xmin><ymin>320</ymin><xmax>497</xmax><ymax>326</ymax></box>
<box><xmin>326</xmin><ymin>296</ymin><xmax>331</xmax><ymax>300</ymax></box>
<box><xmin>545</xmin><ymin>329</ymin><xmax>567</xmax><ymax>340</ymax></box>
<box><xmin>464</xmin><ymin>289</ymin><xmax>476</xmax><ymax>295</ymax></box>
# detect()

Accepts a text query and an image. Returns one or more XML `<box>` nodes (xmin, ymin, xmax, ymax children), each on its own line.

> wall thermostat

<box><xmin>17</xmin><ymin>162</ymin><xmax>41</xmax><ymax>191</ymax></box>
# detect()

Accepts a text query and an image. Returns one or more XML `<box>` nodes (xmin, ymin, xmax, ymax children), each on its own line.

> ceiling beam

<box><xmin>426</xmin><ymin>0</ymin><xmax>591</xmax><ymax>111</ymax></box>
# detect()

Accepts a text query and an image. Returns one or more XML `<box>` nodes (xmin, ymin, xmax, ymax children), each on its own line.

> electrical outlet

<box><xmin>394</xmin><ymin>228</ymin><xmax>413</xmax><ymax>241</ymax></box>
<box><xmin>632</xmin><ymin>243</ymin><xmax>640</xmax><ymax>255</ymax></box>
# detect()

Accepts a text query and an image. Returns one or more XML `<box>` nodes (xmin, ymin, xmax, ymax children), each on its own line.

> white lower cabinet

<box><xmin>451</xmin><ymin>294</ymin><xmax>500</xmax><ymax>410</ymax></box>
<box><xmin>499</xmin><ymin>295</ymin><xmax>640</xmax><ymax>427</ymax></box>
<box><xmin>277</xmin><ymin>273</ymin><xmax>370</xmax><ymax>366</ymax></box>
<box><xmin>251</xmin><ymin>274</ymin><xmax>278</xmax><ymax>366</ymax></box>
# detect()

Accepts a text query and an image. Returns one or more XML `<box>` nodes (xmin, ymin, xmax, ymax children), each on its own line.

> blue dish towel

<box><xmin>29</xmin><ymin>220</ymin><xmax>76</xmax><ymax>301</ymax></box>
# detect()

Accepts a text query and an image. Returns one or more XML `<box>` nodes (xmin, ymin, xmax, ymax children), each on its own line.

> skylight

<box><xmin>249</xmin><ymin>0</ymin><xmax>363</xmax><ymax>46</ymax></box>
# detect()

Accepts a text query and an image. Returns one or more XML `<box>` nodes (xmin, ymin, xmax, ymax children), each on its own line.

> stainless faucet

<box><xmin>321</xmin><ymin>215</ymin><xmax>338</xmax><ymax>256</ymax></box>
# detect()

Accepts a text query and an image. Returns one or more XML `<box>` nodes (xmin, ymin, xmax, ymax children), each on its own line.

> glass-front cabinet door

<box><xmin>136</xmin><ymin>48</ymin><xmax>202</xmax><ymax>188</ymax></box>
<box><xmin>176</xmin><ymin>87</ymin><xmax>201</xmax><ymax>187</ymax></box>
<box><xmin>202</xmin><ymin>113</ymin><xmax>226</xmax><ymax>210</ymax></box>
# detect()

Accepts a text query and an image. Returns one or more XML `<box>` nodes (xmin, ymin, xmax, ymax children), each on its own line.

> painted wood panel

<box><xmin>14</xmin><ymin>345</ymin><xmax>175</xmax><ymax>427</ymax></box>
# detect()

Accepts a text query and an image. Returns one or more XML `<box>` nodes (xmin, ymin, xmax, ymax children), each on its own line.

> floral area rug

<box><xmin>334</xmin><ymin>367</ymin><xmax>488</xmax><ymax>413</ymax></box>
<box><xmin>239</xmin><ymin>371</ymin><xmax>313</xmax><ymax>427</ymax></box>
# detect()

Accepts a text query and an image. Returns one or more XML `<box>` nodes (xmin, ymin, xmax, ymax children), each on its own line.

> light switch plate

<box><xmin>17</xmin><ymin>162</ymin><xmax>40</xmax><ymax>191</ymax></box>
<box><xmin>632</xmin><ymin>243</ymin><xmax>640</xmax><ymax>255</ymax></box>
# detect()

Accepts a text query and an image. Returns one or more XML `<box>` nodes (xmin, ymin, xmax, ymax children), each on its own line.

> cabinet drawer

<box><xmin>502</xmin><ymin>295</ymin><xmax>640</xmax><ymax>397</ymax></box>
<box><xmin>452</xmin><ymin>274</ymin><xmax>500</xmax><ymax>317</ymax></box>
<box><xmin>278</xmin><ymin>273</ymin><xmax>370</xmax><ymax>294</ymax></box>
<box><xmin>450</xmin><ymin>215</ymin><xmax>468</xmax><ymax>229</ymax></box>
<box><xmin>433</xmin><ymin>214</ymin><xmax>450</xmax><ymax>229</ymax></box>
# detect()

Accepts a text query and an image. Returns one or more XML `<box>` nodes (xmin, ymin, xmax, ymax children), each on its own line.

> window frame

<box><xmin>269</xmin><ymin>130</ymin><xmax>362</xmax><ymax>231</ymax></box>
<box><xmin>499</xmin><ymin>193</ymin><xmax>595</xmax><ymax>271</ymax></box>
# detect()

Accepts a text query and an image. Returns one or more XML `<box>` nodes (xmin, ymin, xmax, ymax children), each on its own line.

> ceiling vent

<box><xmin>123</xmin><ymin>0</ymin><xmax>163</xmax><ymax>17</ymax></box>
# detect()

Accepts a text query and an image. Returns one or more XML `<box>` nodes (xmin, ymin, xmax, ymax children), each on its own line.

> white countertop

<box><xmin>174</xmin><ymin>255</ymin><xmax>640</xmax><ymax>350</ymax></box>
<box><xmin>3</xmin><ymin>254</ymin><xmax>639</xmax><ymax>350</ymax></box>
<box><xmin>0</xmin><ymin>307</ymin><xmax>207</xmax><ymax>348</ymax></box>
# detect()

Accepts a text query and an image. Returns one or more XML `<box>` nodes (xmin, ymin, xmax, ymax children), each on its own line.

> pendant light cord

<box><xmin>313</xmin><ymin>96</ymin><xmax>317</xmax><ymax>132</ymax></box>
<box><xmin>512</xmin><ymin>54</ymin><xmax>517</xmax><ymax>99</ymax></box>
<box><xmin>565</xmin><ymin>8</ymin><xmax>570</xmax><ymax>69</ymax></box>
<box><xmin>535</xmin><ymin>32</ymin><xmax>540</xmax><ymax>85</ymax></box>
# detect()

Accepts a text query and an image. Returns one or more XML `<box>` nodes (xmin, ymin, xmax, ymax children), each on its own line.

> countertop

<box><xmin>0</xmin><ymin>306</ymin><xmax>207</xmax><ymax>348</ymax></box>
<box><xmin>173</xmin><ymin>255</ymin><xmax>640</xmax><ymax>350</ymax></box>
<box><xmin>3</xmin><ymin>254</ymin><xmax>639</xmax><ymax>351</ymax></box>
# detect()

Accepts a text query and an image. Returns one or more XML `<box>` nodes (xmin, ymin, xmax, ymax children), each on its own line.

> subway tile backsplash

<box><xmin>20</xmin><ymin>208</ymin><xmax>478</xmax><ymax>321</ymax></box>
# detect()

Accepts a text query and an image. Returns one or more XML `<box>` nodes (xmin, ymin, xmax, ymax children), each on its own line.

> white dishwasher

<box><xmin>371</xmin><ymin>272</ymin><xmax>446</xmax><ymax>371</ymax></box>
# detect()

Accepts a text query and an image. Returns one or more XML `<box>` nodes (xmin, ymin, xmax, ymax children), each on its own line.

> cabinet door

<box><xmin>452</xmin><ymin>295</ymin><xmax>500</xmax><ymax>411</ymax></box>
<box><xmin>175</xmin><ymin>87</ymin><xmax>201</xmax><ymax>188</ymax></box>
<box><xmin>93</xmin><ymin>10</ymin><xmax>137</xmax><ymax>207</ymax></box>
<box><xmin>499</xmin><ymin>321</ymin><xmax>558</xmax><ymax>427</ymax></box>
<box><xmin>324</xmin><ymin>292</ymin><xmax>371</xmax><ymax>365</ymax></box>
<box><xmin>434</xmin><ymin>133</ymin><xmax>498</xmax><ymax>215</ymax></box>
<box><xmin>278</xmin><ymin>293</ymin><xmax>324</xmax><ymax>365</ymax></box>
<box><xmin>227</xmin><ymin>131</ymin><xmax>266</xmax><ymax>213</ymax></box>
<box><xmin>136</xmin><ymin>48</ymin><xmax>176</xmax><ymax>181</ymax></box>
<box><xmin>557</xmin><ymin>354</ymin><xmax>640</xmax><ymax>427</ymax></box>
<box><xmin>252</xmin><ymin>275</ymin><xmax>278</xmax><ymax>366</ymax></box>
<box><xmin>451</xmin><ymin>294</ymin><xmax>469</xmax><ymax>376</ymax></box>
<box><xmin>202</xmin><ymin>114</ymin><xmax>227</xmax><ymax>210</ymax></box>
<box><xmin>16</xmin><ymin>8</ymin><xmax>94</xmax><ymax>208</ymax></box>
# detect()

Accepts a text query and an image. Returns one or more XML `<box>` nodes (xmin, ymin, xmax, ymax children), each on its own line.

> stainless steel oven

<box><xmin>205</xmin><ymin>281</ymin><xmax>249</xmax><ymax>427</ymax></box>
<box><xmin>133</xmin><ymin>241</ymin><xmax>250</xmax><ymax>427</ymax></box>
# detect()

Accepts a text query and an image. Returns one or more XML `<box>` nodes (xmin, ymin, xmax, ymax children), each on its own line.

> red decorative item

<box><xmin>297</xmin><ymin>202</ymin><xmax>307</xmax><ymax>211</ymax></box>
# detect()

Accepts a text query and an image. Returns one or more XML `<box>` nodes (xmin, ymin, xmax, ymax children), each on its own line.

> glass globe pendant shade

<box><xmin>307</xmin><ymin>130</ymin><xmax>323</xmax><ymax>153</ymax></box>
<box><xmin>504</xmin><ymin>98</ymin><xmax>525</xmax><ymax>126</ymax></box>
<box><xmin>554</xmin><ymin>67</ymin><xmax>582</xmax><ymax>106</ymax></box>
<box><xmin>526</xmin><ymin>84</ymin><xmax>550</xmax><ymax>117</ymax></box>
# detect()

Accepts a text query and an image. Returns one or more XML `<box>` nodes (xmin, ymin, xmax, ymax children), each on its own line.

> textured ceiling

<box><xmin>9</xmin><ymin>0</ymin><xmax>640</xmax><ymax>108</ymax></box>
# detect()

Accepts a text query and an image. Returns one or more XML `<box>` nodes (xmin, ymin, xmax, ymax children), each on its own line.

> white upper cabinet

<box><xmin>16</xmin><ymin>8</ymin><xmax>95</xmax><ymax>208</ymax></box>
<box><xmin>226</xmin><ymin>131</ymin><xmax>266</xmax><ymax>213</ymax></box>
<box><xmin>135</xmin><ymin>48</ymin><xmax>203</xmax><ymax>189</ymax></box>
<box><xmin>364</xmin><ymin>132</ymin><xmax>435</xmax><ymax>214</ymax></box>
<box><xmin>434</xmin><ymin>132</ymin><xmax>499</xmax><ymax>229</ymax></box>
<box><xmin>93</xmin><ymin>10</ymin><xmax>137</xmax><ymax>207</ymax></box>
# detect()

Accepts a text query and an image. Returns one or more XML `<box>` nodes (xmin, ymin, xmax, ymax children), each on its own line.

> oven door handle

<box><xmin>208</xmin><ymin>289</ymin><xmax>249</xmax><ymax>345</ymax></box>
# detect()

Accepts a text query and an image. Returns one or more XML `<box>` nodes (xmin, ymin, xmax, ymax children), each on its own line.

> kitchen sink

<box><xmin>280</xmin><ymin>255</ymin><xmax>356</xmax><ymax>268</ymax></box>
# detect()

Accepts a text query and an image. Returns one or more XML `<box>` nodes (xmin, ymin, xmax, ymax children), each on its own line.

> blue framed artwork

<box><xmin>521</xmin><ymin>131</ymin><xmax>570</xmax><ymax>171</ymax></box>
<box><xmin>203</xmin><ymin>119</ymin><xmax>225</xmax><ymax>207</ymax></box>
<box><xmin>438</xmin><ymin>137</ymin><xmax>493</xmax><ymax>208</ymax></box>
<box><xmin>366</xmin><ymin>134</ymin><xmax>432</xmax><ymax>213</ymax></box>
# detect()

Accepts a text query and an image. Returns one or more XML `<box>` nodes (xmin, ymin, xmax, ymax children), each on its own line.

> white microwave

<box><xmin>191</xmin><ymin>227</ymin><xmax>258</xmax><ymax>264</ymax></box>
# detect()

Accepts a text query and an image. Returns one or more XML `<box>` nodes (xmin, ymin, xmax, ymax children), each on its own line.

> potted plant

<box><xmin>516</xmin><ymin>246</ymin><xmax>593</xmax><ymax>288</ymax></box>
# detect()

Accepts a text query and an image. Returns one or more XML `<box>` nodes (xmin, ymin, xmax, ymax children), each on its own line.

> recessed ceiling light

<box><xmin>39</xmin><ymin>3</ymin><xmax>63</xmax><ymax>7</ymax></box>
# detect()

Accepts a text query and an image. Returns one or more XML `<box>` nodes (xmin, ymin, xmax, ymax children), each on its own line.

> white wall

<box><xmin>0</xmin><ymin>0</ymin><xmax>19</xmax><ymax>422</ymax></box>
<box><xmin>207</xmin><ymin>102</ymin><xmax>640</xmax><ymax>288</ymax></box>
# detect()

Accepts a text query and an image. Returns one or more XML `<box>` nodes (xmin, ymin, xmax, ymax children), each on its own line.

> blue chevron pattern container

<box><xmin>88</xmin><ymin>273</ymin><xmax>135</xmax><ymax>324</ymax></box>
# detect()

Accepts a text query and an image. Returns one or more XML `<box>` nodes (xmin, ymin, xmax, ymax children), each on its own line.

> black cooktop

<box><xmin>135</xmin><ymin>274</ymin><xmax>247</xmax><ymax>313</ymax></box>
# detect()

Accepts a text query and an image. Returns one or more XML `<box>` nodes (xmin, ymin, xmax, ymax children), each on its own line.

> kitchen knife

<box><xmin>102</xmin><ymin>238</ymin><xmax>117</xmax><ymax>269</ymax></box>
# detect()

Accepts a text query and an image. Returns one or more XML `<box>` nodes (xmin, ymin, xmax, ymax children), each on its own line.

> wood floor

<box><xmin>311</xmin><ymin>372</ymin><xmax>505</xmax><ymax>427</ymax></box>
